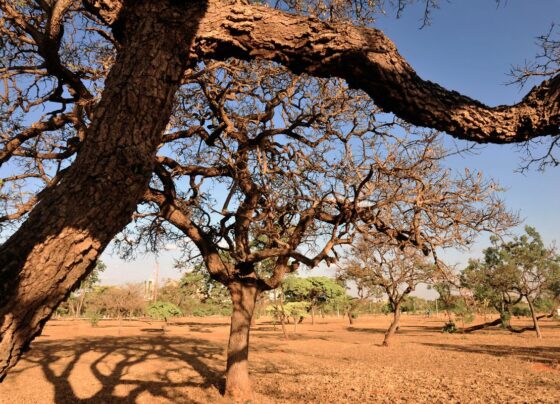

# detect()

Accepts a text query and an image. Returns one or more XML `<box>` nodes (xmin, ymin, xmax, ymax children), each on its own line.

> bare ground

<box><xmin>0</xmin><ymin>315</ymin><xmax>559</xmax><ymax>403</ymax></box>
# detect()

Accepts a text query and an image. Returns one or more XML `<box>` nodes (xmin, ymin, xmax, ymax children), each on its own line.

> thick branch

<box><xmin>192</xmin><ymin>1</ymin><xmax>559</xmax><ymax>143</ymax></box>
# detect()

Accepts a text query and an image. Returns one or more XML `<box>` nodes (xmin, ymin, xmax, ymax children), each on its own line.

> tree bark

<box><xmin>84</xmin><ymin>0</ymin><xmax>560</xmax><ymax>144</ymax></box>
<box><xmin>225</xmin><ymin>279</ymin><xmax>259</xmax><ymax>401</ymax></box>
<box><xmin>382</xmin><ymin>304</ymin><xmax>401</xmax><ymax>347</ymax></box>
<box><xmin>194</xmin><ymin>0</ymin><xmax>560</xmax><ymax>144</ymax></box>
<box><xmin>526</xmin><ymin>297</ymin><xmax>543</xmax><ymax>339</ymax></box>
<box><xmin>0</xmin><ymin>0</ymin><xmax>207</xmax><ymax>380</ymax></box>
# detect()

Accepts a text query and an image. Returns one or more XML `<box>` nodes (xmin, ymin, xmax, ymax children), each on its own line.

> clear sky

<box><xmin>99</xmin><ymin>0</ymin><xmax>560</xmax><ymax>287</ymax></box>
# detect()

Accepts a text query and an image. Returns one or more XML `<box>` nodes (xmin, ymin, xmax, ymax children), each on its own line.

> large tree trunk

<box><xmin>225</xmin><ymin>280</ymin><xmax>259</xmax><ymax>401</ymax></box>
<box><xmin>382</xmin><ymin>304</ymin><xmax>401</xmax><ymax>347</ymax></box>
<box><xmin>526</xmin><ymin>297</ymin><xmax>543</xmax><ymax>339</ymax></box>
<box><xmin>0</xmin><ymin>0</ymin><xmax>206</xmax><ymax>380</ymax></box>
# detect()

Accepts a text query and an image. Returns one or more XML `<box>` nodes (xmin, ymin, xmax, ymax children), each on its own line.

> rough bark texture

<box><xmin>0</xmin><ymin>0</ymin><xmax>207</xmax><ymax>380</ymax></box>
<box><xmin>382</xmin><ymin>305</ymin><xmax>401</xmax><ymax>347</ymax></box>
<box><xmin>225</xmin><ymin>279</ymin><xmax>259</xmax><ymax>402</ymax></box>
<box><xmin>193</xmin><ymin>1</ymin><xmax>559</xmax><ymax>144</ymax></box>
<box><xmin>85</xmin><ymin>0</ymin><xmax>559</xmax><ymax>143</ymax></box>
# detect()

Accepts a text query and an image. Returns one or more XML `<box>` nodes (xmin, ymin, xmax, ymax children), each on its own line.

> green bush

<box><xmin>512</xmin><ymin>305</ymin><xmax>531</xmax><ymax>317</ymax></box>
<box><xmin>87</xmin><ymin>312</ymin><xmax>101</xmax><ymax>327</ymax></box>
<box><xmin>442</xmin><ymin>321</ymin><xmax>457</xmax><ymax>333</ymax></box>
<box><xmin>147</xmin><ymin>301</ymin><xmax>183</xmax><ymax>321</ymax></box>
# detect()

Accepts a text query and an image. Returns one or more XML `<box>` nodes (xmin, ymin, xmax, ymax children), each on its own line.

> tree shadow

<box><xmin>14</xmin><ymin>335</ymin><xmax>226</xmax><ymax>403</ymax></box>
<box><xmin>171</xmin><ymin>321</ymin><xmax>228</xmax><ymax>333</ymax></box>
<box><xmin>421</xmin><ymin>342</ymin><xmax>560</xmax><ymax>366</ymax></box>
<box><xmin>346</xmin><ymin>325</ymin><xmax>443</xmax><ymax>335</ymax></box>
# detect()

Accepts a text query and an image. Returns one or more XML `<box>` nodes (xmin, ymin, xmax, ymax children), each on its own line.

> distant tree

<box><xmin>432</xmin><ymin>281</ymin><xmax>474</xmax><ymax>333</ymax></box>
<box><xmin>462</xmin><ymin>227</ymin><xmax>560</xmax><ymax>337</ymax></box>
<box><xmin>88</xmin><ymin>284</ymin><xmax>146</xmax><ymax>319</ymax></box>
<box><xmin>341</xmin><ymin>236</ymin><xmax>436</xmax><ymax>346</ymax></box>
<box><xmin>147</xmin><ymin>301</ymin><xmax>183</xmax><ymax>322</ymax></box>
<box><xmin>282</xmin><ymin>302</ymin><xmax>309</xmax><ymax>332</ymax></box>
<box><xmin>73</xmin><ymin>260</ymin><xmax>106</xmax><ymax>318</ymax></box>
<box><xmin>282</xmin><ymin>276</ymin><xmax>347</xmax><ymax>325</ymax></box>
<box><xmin>461</xmin><ymin>257</ymin><xmax>522</xmax><ymax>330</ymax></box>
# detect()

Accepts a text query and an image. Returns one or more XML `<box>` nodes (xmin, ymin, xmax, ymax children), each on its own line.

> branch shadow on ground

<box><xmin>421</xmin><ymin>342</ymin><xmax>560</xmax><ymax>366</ymax></box>
<box><xmin>15</xmin><ymin>335</ymin><xmax>226</xmax><ymax>403</ymax></box>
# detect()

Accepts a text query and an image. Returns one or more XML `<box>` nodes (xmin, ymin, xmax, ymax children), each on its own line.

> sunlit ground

<box><xmin>1</xmin><ymin>315</ymin><xmax>559</xmax><ymax>403</ymax></box>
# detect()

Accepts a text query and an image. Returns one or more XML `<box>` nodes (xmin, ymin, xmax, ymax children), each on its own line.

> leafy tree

<box><xmin>282</xmin><ymin>276</ymin><xmax>347</xmax><ymax>325</ymax></box>
<box><xmin>461</xmin><ymin>257</ymin><xmax>523</xmax><ymax>329</ymax></box>
<box><xmin>147</xmin><ymin>301</ymin><xmax>183</xmax><ymax>322</ymax></box>
<box><xmin>462</xmin><ymin>227</ymin><xmax>560</xmax><ymax>337</ymax></box>
<box><xmin>282</xmin><ymin>302</ymin><xmax>309</xmax><ymax>332</ymax></box>
<box><xmin>73</xmin><ymin>260</ymin><xmax>107</xmax><ymax>318</ymax></box>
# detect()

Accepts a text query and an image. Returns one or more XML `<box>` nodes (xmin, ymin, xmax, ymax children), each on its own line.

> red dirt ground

<box><xmin>1</xmin><ymin>315</ymin><xmax>559</xmax><ymax>403</ymax></box>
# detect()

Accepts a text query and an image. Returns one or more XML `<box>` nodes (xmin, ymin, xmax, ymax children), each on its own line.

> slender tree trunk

<box><xmin>347</xmin><ymin>311</ymin><xmax>354</xmax><ymax>325</ymax></box>
<box><xmin>311</xmin><ymin>305</ymin><xmax>315</xmax><ymax>325</ymax></box>
<box><xmin>279</xmin><ymin>291</ymin><xmax>288</xmax><ymax>339</ymax></box>
<box><xmin>76</xmin><ymin>290</ymin><xmax>87</xmax><ymax>318</ymax></box>
<box><xmin>225</xmin><ymin>280</ymin><xmax>259</xmax><ymax>401</ymax></box>
<box><xmin>0</xmin><ymin>0</ymin><xmax>207</xmax><ymax>380</ymax></box>
<box><xmin>382</xmin><ymin>304</ymin><xmax>401</xmax><ymax>347</ymax></box>
<box><xmin>526</xmin><ymin>296</ymin><xmax>542</xmax><ymax>339</ymax></box>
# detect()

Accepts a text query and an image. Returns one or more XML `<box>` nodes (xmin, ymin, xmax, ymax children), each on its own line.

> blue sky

<box><xmin>99</xmin><ymin>0</ymin><xmax>560</xmax><ymax>286</ymax></box>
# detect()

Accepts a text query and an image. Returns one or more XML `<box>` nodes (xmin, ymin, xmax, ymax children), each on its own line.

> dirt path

<box><xmin>1</xmin><ymin>315</ymin><xmax>558</xmax><ymax>403</ymax></box>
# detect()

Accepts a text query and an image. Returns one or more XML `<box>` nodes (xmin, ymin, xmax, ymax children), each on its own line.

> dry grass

<box><xmin>1</xmin><ymin>315</ymin><xmax>559</xmax><ymax>403</ymax></box>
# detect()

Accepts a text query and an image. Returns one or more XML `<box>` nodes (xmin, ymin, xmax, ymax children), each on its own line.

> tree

<box><xmin>87</xmin><ymin>283</ymin><xmax>147</xmax><ymax>319</ymax></box>
<box><xmin>0</xmin><ymin>0</ymin><xmax>554</xmax><ymax>386</ymax></box>
<box><xmin>282</xmin><ymin>276</ymin><xmax>347</xmax><ymax>325</ymax></box>
<box><xmin>464</xmin><ymin>227</ymin><xmax>560</xmax><ymax>338</ymax></box>
<box><xmin>72</xmin><ymin>260</ymin><xmax>106</xmax><ymax>318</ymax></box>
<box><xmin>147</xmin><ymin>301</ymin><xmax>182</xmax><ymax>322</ymax></box>
<box><xmin>341</xmin><ymin>236</ymin><xmax>436</xmax><ymax>346</ymax></box>
<box><xmin>461</xmin><ymin>256</ymin><xmax>523</xmax><ymax>330</ymax></box>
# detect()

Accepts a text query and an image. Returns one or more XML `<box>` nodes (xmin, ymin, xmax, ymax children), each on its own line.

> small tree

<box><xmin>495</xmin><ymin>227</ymin><xmax>558</xmax><ymax>337</ymax></box>
<box><xmin>147</xmin><ymin>301</ymin><xmax>183</xmax><ymax>323</ymax></box>
<box><xmin>342</xmin><ymin>236</ymin><xmax>435</xmax><ymax>346</ymax></box>
<box><xmin>463</xmin><ymin>227</ymin><xmax>560</xmax><ymax>337</ymax></box>
<box><xmin>461</xmin><ymin>257</ymin><xmax>522</xmax><ymax>329</ymax></box>
<box><xmin>282</xmin><ymin>276</ymin><xmax>346</xmax><ymax>325</ymax></box>
<box><xmin>74</xmin><ymin>261</ymin><xmax>107</xmax><ymax>318</ymax></box>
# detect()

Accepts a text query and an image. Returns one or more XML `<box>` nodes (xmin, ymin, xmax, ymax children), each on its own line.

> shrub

<box><xmin>87</xmin><ymin>312</ymin><xmax>101</xmax><ymax>327</ymax></box>
<box><xmin>512</xmin><ymin>305</ymin><xmax>531</xmax><ymax>317</ymax></box>
<box><xmin>442</xmin><ymin>321</ymin><xmax>457</xmax><ymax>333</ymax></box>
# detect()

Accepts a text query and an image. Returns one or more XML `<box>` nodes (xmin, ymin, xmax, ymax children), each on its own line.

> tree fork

<box><xmin>0</xmin><ymin>0</ymin><xmax>207</xmax><ymax>380</ymax></box>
